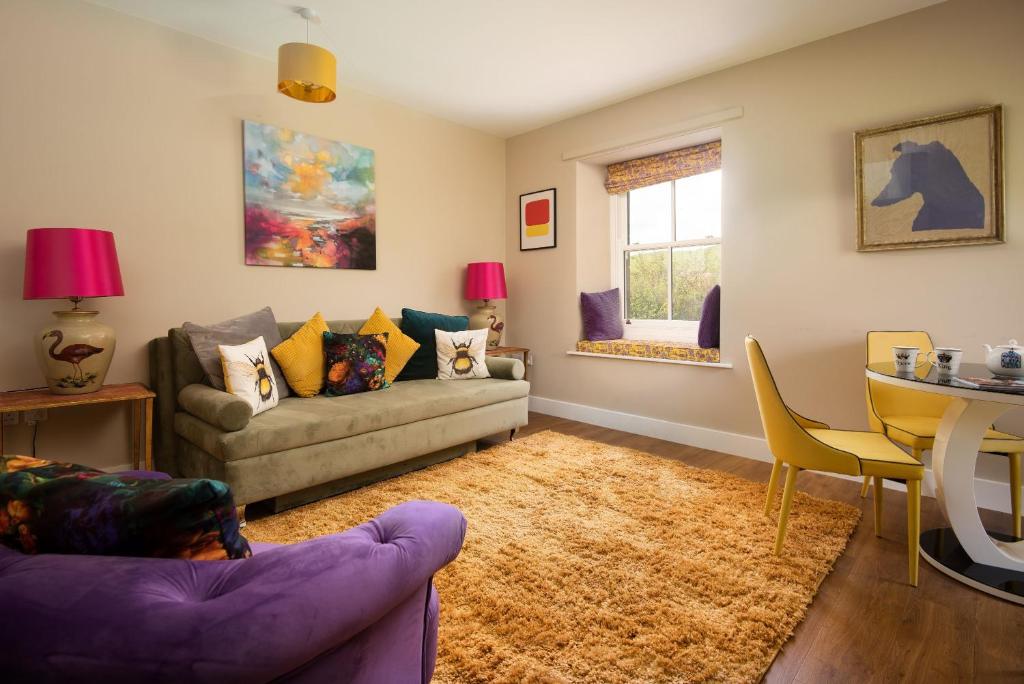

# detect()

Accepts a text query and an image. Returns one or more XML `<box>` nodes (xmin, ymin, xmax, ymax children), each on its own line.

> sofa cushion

<box><xmin>397</xmin><ymin>309</ymin><xmax>469</xmax><ymax>381</ymax></box>
<box><xmin>0</xmin><ymin>456</ymin><xmax>250</xmax><ymax>560</ymax></box>
<box><xmin>175</xmin><ymin>378</ymin><xmax>529</xmax><ymax>462</ymax></box>
<box><xmin>178</xmin><ymin>383</ymin><xmax>253</xmax><ymax>432</ymax></box>
<box><xmin>272</xmin><ymin>312</ymin><xmax>330</xmax><ymax>397</ymax></box>
<box><xmin>359</xmin><ymin>307</ymin><xmax>420</xmax><ymax>384</ymax></box>
<box><xmin>219</xmin><ymin>336</ymin><xmax>280</xmax><ymax>415</ymax></box>
<box><xmin>183</xmin><ymin>307</ymin><xmax>291</xmax><ymax>398</ymax></box>
<box><xmin>436</xmin><ymin>328</ymin><xmax>490</xmax><ymax>380</ymax></box>
<box><xmin>324</xmin><ymin>332</ymin><xmax>389</xmax><ymax>396</ymax></box>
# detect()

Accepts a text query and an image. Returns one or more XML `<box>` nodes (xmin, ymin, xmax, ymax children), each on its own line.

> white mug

<box><xmin>892</xmin><ymin>346</ymin><xmax>925</xmax><ymax>373</ymax></box>
<box><xmin>927</xmin><ymin>347</ymin><xmax>963</xmax><ymax>377</ymax></box>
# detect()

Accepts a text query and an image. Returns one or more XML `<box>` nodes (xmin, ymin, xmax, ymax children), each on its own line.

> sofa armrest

<box><xmin>0</xmin><ymin>501</ymin><xmax>467</xmax><ymax>683</ymax></box>
<box><xmin>177</xmin><ymin>383</ymin><xmax>252</xmax><ymax>432</ymax></box>
<box><xmin>485</xmin><ymin>355</ymin><xmax>525</xmax><ymax>380</ymax></box>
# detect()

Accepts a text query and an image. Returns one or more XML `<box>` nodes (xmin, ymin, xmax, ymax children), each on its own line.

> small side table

<box><xmin>486</xmin><ymin>346</ymin><xmax>530</xmax><ymax>381</ymax></box>
<box><xmin>0</xmin><ymin>383</ymin><xmax>156</xmax><ymax>470</ymax></box>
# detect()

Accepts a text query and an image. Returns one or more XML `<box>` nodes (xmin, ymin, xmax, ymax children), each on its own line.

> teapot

<box><xmin>983</xmin><ymin>339</ymin><xmax>1024</xmax><ymax>378</ymax></box>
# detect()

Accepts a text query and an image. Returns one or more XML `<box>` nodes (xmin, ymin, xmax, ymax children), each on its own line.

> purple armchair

<box><xmin>0</xmin><ymin>499</ymin><xmax>466</xmax><ymax>683</ymax></box>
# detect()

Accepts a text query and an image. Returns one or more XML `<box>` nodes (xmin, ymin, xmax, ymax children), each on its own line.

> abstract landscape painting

<box><xmin>243</xmin><ymin>121</ymin><xmax>376</xmax><ymax>269</ymax></box>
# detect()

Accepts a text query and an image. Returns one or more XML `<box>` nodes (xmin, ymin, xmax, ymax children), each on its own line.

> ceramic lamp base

<box><xmin>468</xmin><ymin>302</ymin><xmax>504</xmax><ymax>349</ymax></box>
<box><xmin>35</xmin><ymin>310</ymin><xmax>116</xmax><ymax>395</ymax></box>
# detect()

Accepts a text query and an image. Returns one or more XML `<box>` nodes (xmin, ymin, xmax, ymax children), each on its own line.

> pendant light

<box><xmin>278</xmin><ymin>7</ymin><xmax>337</xmax><ymax>104</ymax></box>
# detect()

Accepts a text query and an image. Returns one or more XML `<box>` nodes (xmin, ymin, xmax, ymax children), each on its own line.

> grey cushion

<box><xmin>175</xmin><ymin>377</ymin><xmax>530</xmax><ymax>462</ymax></box>
<box><xmin>182</xmin><ymin>307</ymin><xmax>291</xmax><ymax>398</ymax></box>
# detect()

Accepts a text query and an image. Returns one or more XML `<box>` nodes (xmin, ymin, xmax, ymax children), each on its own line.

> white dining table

<box><xmin>866</xmin><ymin>361</ymin><xmax>1024</xmax><ymax>604</ymax></box>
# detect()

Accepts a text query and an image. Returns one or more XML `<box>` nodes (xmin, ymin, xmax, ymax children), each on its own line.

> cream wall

<box><xmin>0</xmin><ymin>0</ymin><xmax>505</xmax><ymax>468</ymax></box>
<box><xmin>505</xmin><ymin>0</ymin><xmax>1024</xmax><ymax>482</ymax></box>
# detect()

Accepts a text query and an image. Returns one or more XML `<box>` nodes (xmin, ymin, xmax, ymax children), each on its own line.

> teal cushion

<box><xmin>397</xmin><ymin>308</ymin><xmax>469</xmax><ymax>380</ymax></box>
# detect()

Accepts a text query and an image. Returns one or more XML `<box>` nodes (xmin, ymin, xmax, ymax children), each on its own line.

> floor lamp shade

<box><xmin>23</xmin><ymin>228</ymin><xmax>124</xmax><ymax>395</ymax></box>
<box><xmin>278</xmin><ymin>42</ymin><xmax>337</xmax><ymax>103</ymax></box>
<box><xmin>465</xmin><ymin>262</ymin><xmax>507</xmax><ymax>348</ymax></box>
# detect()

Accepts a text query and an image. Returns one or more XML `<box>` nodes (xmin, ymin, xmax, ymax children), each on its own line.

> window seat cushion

<box><xmin>575</xmin><ymin>339</ymin><xmax>720</xmax><ymax>363</ymax></box>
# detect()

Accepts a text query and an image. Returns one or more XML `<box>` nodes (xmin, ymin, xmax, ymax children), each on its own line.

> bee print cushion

<box><xmin>323</xmin><ymin>332</ymin><xmax>389</xmax><ymax>396</ymax></box>
<box><xmin>217</xmin><ymin>336</ymin><xmax>280</xmax><ymax>415</ymax></box>
<box><xmin>436</xmin><ymin>328</ymin><xmax>491</xmax><ymax>380</ymax></box>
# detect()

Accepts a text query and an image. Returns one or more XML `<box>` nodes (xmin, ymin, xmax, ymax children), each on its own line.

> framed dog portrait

<box><xmin>855</xmin><ymin>106</ymin><xmax>1003</xmax><ymax>252</ymax></box>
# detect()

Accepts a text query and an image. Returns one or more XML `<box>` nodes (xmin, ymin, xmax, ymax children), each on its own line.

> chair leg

<box><xmin>774</xmin><ymin>466</ymin><xmax>800</xmax><ymax>555</ymax></box>
<box><xmin>873</xmin><ymin>476</ymin><xmax>884</xmax><ymax>537</ymax></box>
<box><xmin>907</xmin><ymin>479</ymin><xmax>921</xmax><ymax>587</ymax></box>
<box><xmin>912</xmin><ymin>448</ymin><xmax>924</xmax><ymax>462</ymax></box>
<box><xmin>1009</xmin><ymin>452</ymin><xmax>1022</xmax><ymax>539</ymax></box>
<box><xmin>860</xmin><ymin>476</ymin><xmax>871</xmax><ymax>498</ymax></box>
<box><xmin>765</xmin><ymin>458</ymin><xmax>783</xmax><ymax>515</ymax></box>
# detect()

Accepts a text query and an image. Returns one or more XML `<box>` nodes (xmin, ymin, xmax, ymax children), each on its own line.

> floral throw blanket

<box><xmin>0</xmin><ymin>455</ymin><xmax>250</xmax><ymax>560</ymax></box>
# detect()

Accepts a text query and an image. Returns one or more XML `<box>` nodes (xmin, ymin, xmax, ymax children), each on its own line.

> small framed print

<box><xmin>855</xmin><ymin>105</ymin><xmax>1003</xmax><ymax>252</ymax></box>
<box><xmin>520</xmin><ymin>188</ymin><xmax>557</xmax><ymax>251</ymax></box>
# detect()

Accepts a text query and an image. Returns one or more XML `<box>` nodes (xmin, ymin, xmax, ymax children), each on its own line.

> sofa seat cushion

<box><xmin>175</xmin><ymin>378</ymin><xmax>529</xmax><ymax>462</ymax></box>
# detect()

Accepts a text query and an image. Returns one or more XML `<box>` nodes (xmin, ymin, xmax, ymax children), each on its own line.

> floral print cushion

<box><xmin>0</xmin><ymin>455</ymin><xmax>251</xmax><ymax>560</ymax></box>
<box><xmin>323</xmin><ymin>331</ymin><xmax>389</xmax><ymax>396</ymax></box>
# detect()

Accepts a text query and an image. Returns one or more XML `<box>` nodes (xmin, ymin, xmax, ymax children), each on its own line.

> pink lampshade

<box><xmin>23</xmin><ymin>228</ymin><xmax>125</xmax><ymax>300</ymax></box>
<box><xmin>465</xmin><ymin>261</ymin><xmax>507</xmax><ymax>301</ymax></box>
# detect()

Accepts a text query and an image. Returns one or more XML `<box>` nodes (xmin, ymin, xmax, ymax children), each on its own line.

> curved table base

<box><xmin>921</xmin><ymin>528</ymin><xmax>1024</xmax><ymax>605</ymax></box>
<box><xmin>932</xmin><ymin>397</ymin><xmax>1024</xmax><ymax>569</ymax></box>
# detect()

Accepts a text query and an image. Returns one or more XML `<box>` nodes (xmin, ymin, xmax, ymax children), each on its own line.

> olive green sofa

<box><xmin>149</xmin><ymin>318</ymin><xmax>529</xmax><ymax>511</ymax></box>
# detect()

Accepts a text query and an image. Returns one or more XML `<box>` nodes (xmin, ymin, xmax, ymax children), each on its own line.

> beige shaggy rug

<box><xmin>245</xmin><ymin>430</ymin><xmax>860</xmax><ymax>683</ymax></box>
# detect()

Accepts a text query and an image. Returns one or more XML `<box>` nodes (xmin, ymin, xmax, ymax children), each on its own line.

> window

<box><xmin>612</xmin><ymin>167</ymin><xmax>721</xmax><ymax>343</ymax></box>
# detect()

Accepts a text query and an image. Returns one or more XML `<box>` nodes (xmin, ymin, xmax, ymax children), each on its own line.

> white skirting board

<box><xmin>528</xmin><ymin>395</ymin><xmax>1015</xmax><ymax>515</ymax></box>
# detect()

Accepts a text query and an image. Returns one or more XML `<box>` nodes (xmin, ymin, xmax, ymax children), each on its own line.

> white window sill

<box><xmin>566</xmin><ymin>350</ymin><xmax>732</xmax><ymax>368</ymax></box>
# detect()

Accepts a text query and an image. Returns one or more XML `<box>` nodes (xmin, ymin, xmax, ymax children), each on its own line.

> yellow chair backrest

<box><xmin>865</xmin><ymin>331</ymin><xmax>951</xmax><ymax>432</ymax></box>
<box><xmin>746</xmin><ymin>336</ymin><xmax>860</xmax><ymax>476</ymax></box>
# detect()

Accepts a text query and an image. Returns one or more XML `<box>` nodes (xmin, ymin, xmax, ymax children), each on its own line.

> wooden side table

<box><xmin>486</xmin><ymin>346</ymin><xmax>530</xmax><ymax>381</ymax></box>
<box><xmin>0</xmin><ymin>383</ymin><xmax>156</xmax><ymax>470</ymax></box>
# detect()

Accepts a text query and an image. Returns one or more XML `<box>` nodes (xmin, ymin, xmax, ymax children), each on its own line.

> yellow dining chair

<box><xmin>864</xmin><ymin>331</ymin><xmax>1023</xmax><ymax>538</ymax></box>
<box><xmin>747</xmin><ymin>336</ymin><xmax>924</xmax><ymax>586</ymax></box>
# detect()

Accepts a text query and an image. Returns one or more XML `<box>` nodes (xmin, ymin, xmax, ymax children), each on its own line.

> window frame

<box><xmin>610</xmin><ymin>175</ymin><xmax>721</xmax><ymax>344</ymax></box>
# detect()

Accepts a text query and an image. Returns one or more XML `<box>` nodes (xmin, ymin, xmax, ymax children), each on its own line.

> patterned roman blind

<box><xmin>604</xmin><ymin>140</ymin><xmax>721</xmax><ymax>195</ymax></box>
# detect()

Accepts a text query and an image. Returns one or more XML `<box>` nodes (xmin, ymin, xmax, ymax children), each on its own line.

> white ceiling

<box><xmin>86</xmin><ymin>0</ymin><xmax>943</xmax><ymax>137</ymax></box>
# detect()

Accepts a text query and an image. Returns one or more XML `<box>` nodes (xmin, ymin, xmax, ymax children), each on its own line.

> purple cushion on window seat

<box><xmin>697</xmin><ymin>284</ymin><xmax>721</xmax><ymax>349</ymax></box>
<box><xmin>580</xmin><ymin>288</ymin><xmax>624</xmax><ymax>341</ymax></box>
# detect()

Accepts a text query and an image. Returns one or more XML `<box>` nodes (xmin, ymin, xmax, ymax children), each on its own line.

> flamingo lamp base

<box><xmin>35</xmin><ymin>310</ymin><xmax>116</xmax><ymax>395</ymax></box>
<box><xmin>468</xmin><ymin>301</ymin><xmax>504</xmax><ymax>349</ymax></box>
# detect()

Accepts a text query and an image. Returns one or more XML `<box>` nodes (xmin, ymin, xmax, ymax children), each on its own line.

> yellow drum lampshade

<box><xmin>278</xmin><ymin>42</ymin><xmax>337</xmax><ymax>103</ymax></box>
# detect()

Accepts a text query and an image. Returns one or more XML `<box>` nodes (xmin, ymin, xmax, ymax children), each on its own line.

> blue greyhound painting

<box><xmin>872</xmin><ymin>140</ymin><xmax>984</xmax><ymax>231</ymax></box>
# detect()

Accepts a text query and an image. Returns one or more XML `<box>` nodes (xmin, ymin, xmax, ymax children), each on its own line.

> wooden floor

<box><xmin>514</xmin><ymin>413</ymin><xmax>1024</xmax><ymax>683</ymax></box>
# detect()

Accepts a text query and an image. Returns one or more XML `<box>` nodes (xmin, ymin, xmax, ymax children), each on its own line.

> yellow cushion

<box><xmin>358</xmin><ymin>307</ymin><xmax>420</xmax><ymax>384</ymax></box>
<box><xmin>882</xmin><ymin>415</ymin><xmax>1024</xmax><ymax>454</ymax></box>
<box><xmin>806</xmin><ymin>428</ymin><xmax>924</xmax><ymax>480</ymax></box>
<box><xmin>271</xmin><ymin>312</ymin><xmax>329</xmax><ymax>397</ymax></box>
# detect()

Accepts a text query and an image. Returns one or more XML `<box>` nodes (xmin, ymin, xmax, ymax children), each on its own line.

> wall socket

<box><xmin>2</xmin><ymin>412</ymin><xmax>18</xmax><ymax>427</ymax></box>
<box><xmin>24</xmin><ymin>409</ymin><xmax>47</xmax><ymax>424</ymax></box>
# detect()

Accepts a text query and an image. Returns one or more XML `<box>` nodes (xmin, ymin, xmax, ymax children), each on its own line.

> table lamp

<box><xmin>465</xmin><ymin>261</ymin><xmax>507</xmax><ymax>349</ymax></box>
<box><xmin>23</xmin><ymin>228</ymin><xmax>124</xmax><ymax>395</ymax></box>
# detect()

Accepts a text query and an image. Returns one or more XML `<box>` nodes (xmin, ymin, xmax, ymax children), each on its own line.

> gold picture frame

<box><xmin>855</xmin><ymin>105</ymin><xmax>1003</xmax><ymax>252</ymax></box>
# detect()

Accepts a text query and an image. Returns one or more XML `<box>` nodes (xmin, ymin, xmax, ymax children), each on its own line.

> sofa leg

<box><xmin>236</xmin><ymin>504</ymin><xmax>247</xmax><ymax>529</ymax></box>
